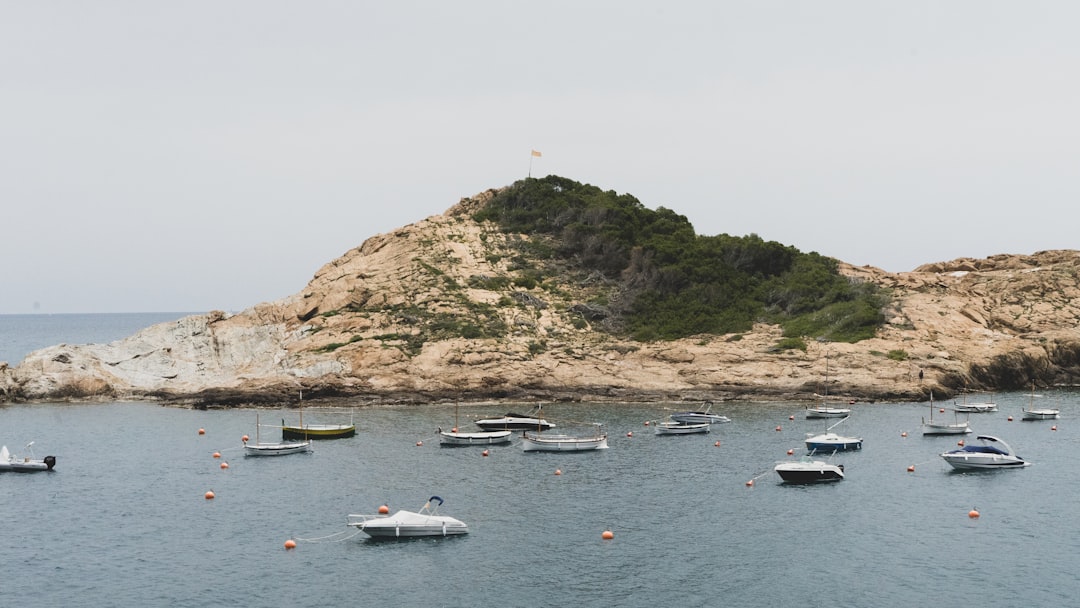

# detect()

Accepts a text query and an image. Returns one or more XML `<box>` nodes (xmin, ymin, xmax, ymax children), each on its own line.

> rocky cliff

<box><xmin>3</xmin><ymin>188</ymin><xmax>1080</xmax><ymax>407</ymax></box>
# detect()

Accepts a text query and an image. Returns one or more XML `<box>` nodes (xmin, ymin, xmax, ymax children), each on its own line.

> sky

<box><xmin>3</xmin><ymin>1</ymin><xmax>1078</xmax><ymax>314</ymax></box>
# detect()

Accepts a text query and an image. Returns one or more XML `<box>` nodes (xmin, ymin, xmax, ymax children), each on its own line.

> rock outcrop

<box><xmin>3</xmin><ymin>189</ymin><xmax>1080</xmax><ymax>407</ymax></box>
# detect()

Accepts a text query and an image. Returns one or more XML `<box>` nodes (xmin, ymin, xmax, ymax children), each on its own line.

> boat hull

<box><xmin>775</xmin><ymin>461</ymin><xmax>844</xmax><ymax>483</ymax></box>
<box><xmin>941</xmin><ymin>455</ymin><xmax>1029</xmax><ymax>470</ymax></box>
<box><xmin>282</xmin><ymin>424</ymin><xmax>356</xmax><ymax>440</ymax></box>
<box><xmin>669</xmin><ymin>412</ymin><xmax>730</xmax><ymax>424</ymax></box>
<box><xmin>474</xmin><ymin>416</ymin><xmax>554</xmax><ymax>431</ymax></box>
<box><xmin>0</xmin><ymin>447</ymin><xmax>55</xmax><ymax>472</ymax></box>
<box><xmin>805</xmin><ymin>432</ymin><xmax>862</xmax><ymax>452</ymax></box>
<box><xmin>243</xmin><ymin>441</ymin><xmax>312</xmax><ymax>456</ymax></box>
<box><xmin>348</xmin><ymin>509</ymin><xmax>468</xmax><ymax>538</ymax></box>
<box><xmin>521</xmin><ymin>432</ymin><xmax>608</xmax><ymax>452</ymax></box>
<box><xmin>805</xmin><ymin>408</ymin><xmax>851</xmax><ymax>419</ymax></box>
<box><xmin>922</xmin><ymin>423</ymin><xmax>971</xmax><ymax>435</ymax></box>
<box><xmin>654</xmin><ymin>422</ymin><xmax>711</xmax><ymax>435</ymax></box>
<box><xmin>439</xmin><ymin>430</ymin><xmax>513</xmax><ymax>446</ymax></box>
<box><xmin>1022</xmin><ymin>409</ymin><xmax>1059</xmax><ymax>420</ymax></box>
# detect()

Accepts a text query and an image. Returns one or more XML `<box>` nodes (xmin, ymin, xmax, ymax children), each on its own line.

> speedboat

<box><xmin>0</xmin><ymin>443</ymin><xmax>56</xmax><ymax>472</ymax></box>
<box><xmin>475</xmin><ymin>410</ymin><xmax>554</xmax><ymax>431</ymax></box>
<box><xmin>940</xmin><ymin>435</ymin><xmax>1030</xmax><ymax>470</ymax></box>
<box><xmin>805</xmin><ymin>416</ymin><xmax>862</xmax><ymax>452</ymax></box>
<box><xmin>654</xmin><ymin>420</ymin><xmax>711</xmax><ymax>435</ymax></box>
<box><xmin>670</xmin><ymin>403</ymin><xmax>731</xmax><ymax>424</ymax></box>
<box><xmin>348</xmin><ymin>496</ymin><xmax>468</xmax><ymax>538</ymax></box>
<box><xmin>775</xmin><ymin>457</ymin><xmax>844</xmax><ymax>483</ymax></box>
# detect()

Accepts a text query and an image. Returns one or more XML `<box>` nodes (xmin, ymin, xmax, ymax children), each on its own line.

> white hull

<box><xmin>775</xmin><ymin>459</ymin><xmax>844</xmax><ymax>483</ymax></box>
<box><xmin>670</xmin><ymin>412</ymin><xmax>730</xmax><ymax>424</ymax></box>
<box><xmin>953</xmin><ymin>403</ymin><xmax>997</xmax><ymax>413</ymax></box>
<box><xmin>654</xmin><ymin>421</ymin><xmax>711</xmax><ymax>435</ymax></box>
<box><xmin>0</xmin><ymin>445</ymin><xmax>56</xmax><ymax>472</ymax></box>
<box><xmin>243</xmin><ymin>441</ymin><xmax>312</xmax><ymax>456</ymax></box>
<box><xmin>521</xmin><ymin>431</ymin><xmax>608</xmax><ymax>452</ymax></box>
<box><xmin>806</xmin><ymin>407</ymin><xmax>851</xmax><ymax>419</ymax></box>
<box><xmin>922</xmin><ymin>420</ymin><xmax>971</xmax><ymax>435</ymax></box>
<box><xmin>439</xmin><ymin>430</ymin><xmax>513</xmax><ymax>446</ymax></box>
<box><xmin>1022</xmin><ymin>409</ymin><xmax>1059</xmax><ymax>420</ymax></box>
<box><xmin>941</xmin><ymin>434</ymin><xmax>1029</xmax><ymax>470</ymax></box>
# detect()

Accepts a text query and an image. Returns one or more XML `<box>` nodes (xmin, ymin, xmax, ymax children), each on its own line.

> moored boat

<box><xmin>440</xmin><ymin>429</ymin><xmax>513</xmax><ymax>446</ymax></box>
<box><xmin>348</xmin><ymin>496</ymin><xmax>468</xmax><ymax>538</ymax></box>
<box><xmin>805</xmin><ymin>416</ymin><xmax>862</xmax><ymax>452</ymax></box>
<box><xmin>775</xmin><ymin>457</ymin><xmax>844</xmax><ymax>483</ymax></box>
<box><xmin>670</xmin><ymin>403</ymin><xmax>731</xmax><ymax>424</ymax></box>
<box><xmin>922</xmin><ymin>391</ymin><xmax>971</xmax><ymax>435</ymax></box>
<box><xmin>245</xmin><ymin>412</ymin><xmax>312</xmax><ymax>456</ymax></box>
<box><xmin>474</xmin><ymin>408</ymin><xmax>554</xmax><ymax>431</ymax></box>
<box><xmin>940</xmin><ymin>435</ymin><xmax>1030</xmax><ymax>470</ymax></box>
<box><xmin>654</xmin><ymin>420</ymin><xmax>711</xmax><ymax>435</ymax></box>
<box><xmin>1021</xmin><ymin>383</ymin><xmax>1059</xmax><ymax>420</ymax></box>
<box><xmin>521</xmin><ymin>424</ymin><xmax>607</xmax><ymax>452</ymax></box>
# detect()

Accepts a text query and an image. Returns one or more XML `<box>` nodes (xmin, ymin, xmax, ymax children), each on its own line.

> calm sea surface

<box><xmin>2</xmin><ymin>315</ymin><xmax>1079</xmax><ymax>608</ymax></box>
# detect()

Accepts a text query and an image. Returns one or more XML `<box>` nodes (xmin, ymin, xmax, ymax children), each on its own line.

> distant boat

<box><xmin>244</xmin><ymin>412</ymin><xmax>312</xmax><ymax>456</ymax></box>
<box><xmin>0</xmin><ymin>442</ymin><xmax>56</xmax><ymax>473</ymax></box>
<box><xmin>940</xmin><ymin>435</ymin><xmax>1030</xmax><ymax>470</ymax></box>
<box><xmin>670</xmin><ymin>402</ymin><xmax>731</xmax><ymax>424</ymax></box>
<box><xmin>953</xmin><ymin>392</ymin><xmax>997</xmax><ymax>413</ymax></box>
<box><xmin>653</xmin><ymin>420</ymin><xmax>711</xmax><ymax>435</ymax></box>
<box><xmin>440</xmin><ymin>403</ymin><xmax>513</xmax><ymax>446</ymax></box>
<box><xmin>475</xmin><ymin>406</ymin><xmax>554</xmax><ymax>431</ymax></box>
<box><xmin>805</xmin><ymin>416</ymin><xmax>862</xmax><ymax>452</ymax></box>
<box><xmin>922</xmin><ymin>391</ymin><xmax>972</xmax><ymax>435</ymax></box>
<box><xmin>1021</xmin><ymin>383</ymin><xmax>1059</xmax><ymax>420</ymax></box>
<box><xmin>348</xmin><ymin>496</ymin><xmax>468</xmax><ymax>538</ymax></box>
<box><xmin>806</xmin><ymin>352</ymin><xmax>851</xmax><ymax>419</ymax></box>
<box><xmin>521</xmin><ymin>424</ymin><xmax>608</xmax><ymax>452</ymax></box>
<box><xmin>282</xmin><ymin>397</ymin><xmax>356</xmax><ymax>439</ymax></box>
<box><xmin>775</xmin><ymin>457</ymin><xmax>844</xmax><ymax>483</ymax></box>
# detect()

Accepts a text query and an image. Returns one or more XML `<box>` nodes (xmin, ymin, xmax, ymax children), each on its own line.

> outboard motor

<box><xmin>43</xmin><ymin>455</ymin><xmax>56</xmax><ymax>471</ymax></box>
<box><xmin>838</xmin><ymin>464</ymin><xmax>845</xmax><ymax>472</ymax></box>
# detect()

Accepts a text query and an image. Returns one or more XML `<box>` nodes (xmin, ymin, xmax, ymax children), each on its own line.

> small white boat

<box><xmin>0</xmin><ymin>443</ymin><xmax>56</xmax><ymax>472</ymax></box>
<box><xmin>440</xmin><ymin>429</ymin><xmax>513</xmax><ymax>446</ymax></box>
<box><xmin>348</xmin><ymin>496</ymin><xmax>468</xmax><ymax>538</ymax></box>
<box><xmin>922</xmin><ymin>391</ymin><xmax>971</xmax><ymax>435</ymax></box>
<box><xmin>654</xmin><ymin>420</ymin><xmax>711</xmax><ymax>435</ymax></box>
<box><xmin>244</xmin><ymin>413</ymin><xmax>312</xmax><ymax>456</ymax></box>
<box><xmin>1021</xmin><ymin>384</ymin><xmax>1059</xmax><ymax>420</ymax></box>
<box><xmin>521</xmin><ymin>425</ymin><xmax>608</xmax><ymax>452</ymax></box>
<box><xmin>953</xmin><ymin>393</ymin><xmax>997</xmax><ymax>413</ymax></box>
<box><xmin>670</xmin><ymin>403</ymin><xmax>731</xmax><ymax>424</ymax></box>
<box><xmin>775</xmin><ymin>457</ymin><xmax>844</xmax><ymax>483</ymax></box>
<box><xmin>805</xmin><ymin>405</ymin><xmax>852</xmax><ymax>419</ymax></box>
<box><xmin>940</xmin><ymin>435</ymin><xmax>1030</xmax><ymax>470</ymax></box>
<box><xmin>440</xmin><ymin>403</ymin><xmax>514</xmax><ymax>446</ymax></box>
<box><xmin>475</xmin><ymin>407</ymin><xmax>554</xmax><ymax>431</ymax></box>
<box><xmin>805</xmin><ymin>416</ymin><xmax>862</xmax><ymax>452</ymax></box>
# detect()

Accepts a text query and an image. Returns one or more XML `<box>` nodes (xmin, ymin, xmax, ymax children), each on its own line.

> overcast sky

<box><xmin>3</xmin><ymin>2</ymin><xmax>1077</xmax><ymax>314</ymax></box>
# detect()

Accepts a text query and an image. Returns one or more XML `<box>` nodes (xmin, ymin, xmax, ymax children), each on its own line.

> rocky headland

<box><xmin>3</xmin><ymin>187</ymin><xmax>1080</xmax><ymax>408</ymax></box>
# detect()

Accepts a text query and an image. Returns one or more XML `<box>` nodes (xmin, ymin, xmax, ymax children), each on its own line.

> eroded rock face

<box><xmin>3</xmin><ymin>188</ymin><xmax>1079</xmax><ymax>407</ymax></box>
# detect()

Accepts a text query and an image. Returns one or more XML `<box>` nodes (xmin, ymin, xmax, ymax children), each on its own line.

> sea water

<box><xmin>1</xmin><ymin>316</ymin><xmax>1078</xmax><ymax>607</ymax></box>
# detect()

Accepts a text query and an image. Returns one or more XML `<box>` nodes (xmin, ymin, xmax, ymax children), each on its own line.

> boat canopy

<box><xmin>959</xmin><ymin>445</ymin><xmax>1008</xmax><ymax>455</ymax></box>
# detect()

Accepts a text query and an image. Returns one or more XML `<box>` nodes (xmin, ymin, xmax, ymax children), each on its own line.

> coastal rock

<box><xmin>3</xmin><ymin>188</ymin><xmax>1080</xmax><ymax>407</ymax></box>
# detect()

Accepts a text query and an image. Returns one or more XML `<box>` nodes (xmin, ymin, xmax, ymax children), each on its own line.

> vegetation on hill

<box><xmin>473</xmin><ymin>175</ymin><xmax>886</xmax><ymax>344</ymax></box>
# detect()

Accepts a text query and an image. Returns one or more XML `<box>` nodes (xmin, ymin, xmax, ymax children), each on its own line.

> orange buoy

<box><xmin>416</xmin><ymin>441</ymin><xmax>423</xmax><ymax>446</ymax></box>
<box><xmin>775</xmin><ymin>425</ymin><xmax>782</xmax><ymax>432</ymax></box>
<box><xmin>204</xmin><ymin>490</ymin><xmax>215</xmax><ymax>500</ymax></box>
<box><xmin>378</xmin><ymin>504</ymin><xmax>390</xmax><ymax>514</ymax></box>
<box><xmin>626</xmin><ymin>431</ymin><xmax>633</xmax><ymax>438</ymax></box>
<box><xmin>957</xmin><ymin>440</ymin><xmax>965</xmax><ymax>446</ymax></box>
<box><xmin>554</xmin><ymin>468</ymin><xmax>562</xmax><ymax>475</ymax></box>
<box><xmin>787</xmin><ymin>449</ymin><xmax>794</xmax><ymax>455</ymax></box>
<box><xmin>601</xmin><ymin>530</ymin><xmax>614</xmax><ymax>540</ymax></box>
<box><xmin>212</xmin><ymin>452</ymin><xmax>221</xmax><ymax>458</ymax></box>
<box><xmin>907</xmin><ymin>465</ymin><xmax>915</xmax><ymax>472</ymax></box>
<box><xmin>482</xmin><ymin>449</ymin><xmax>489</xmax><ymax>457</ymax></box>
<box><xmin>901</xmin><ymin>431</ymin><xmax>908</xmax><ymax>437</ymax></box>
<box><xmin>714</xmin><ymin>441</ymin><xmax>721</xmax><ymax>447</ymax></box>
<box><xmin>451</xmin><ymin>427</ymin><xmax>458</xmax><ymax>433</ymax></box>
<box><xmin>1007</xmin><ymin>416</ymin><xmax>1013</xmax><ymax>421</ymax></box>
<box><xmin>198</xmin><ymin>428</ymin><xmax>206</xmax><ymax>435</ymax></box>
<box><xmin>284</xmin><ymin>539</ymin><xmax>297</xmax><ymax>549</ymax></box>
<box><xmin>1051</xmin><ymin>425</ymin><xmax>1058</xmax><ymax>431</ymax></box>
<box><xmin>969</xmin><ymin>508</ymin><xmax>980</xmax><ymax>519</ymax></box>
<box><xmin>789</xmin><ymin>415</ymin><xmax>794</xmax><ymax>421</ymax></box>
<box><xmin>241</xmin><ymin>435</ymin><xmax>250</xmax><ymax>443</ymax></box>
<box><xmin>745</xmin><ymin>479</ymin><xmax>754</xmax><ymax>487</ymax></box>
<box><xmin>220</xmin><ymin>462</ymin><xmax>229</xmax><ymax>470</ymax></box>
<box><xmin>939</xmin><ymin>408</ymin><xmax>945</xmax><ymax>413</ymax></box>
<box><xmin>644</xmin><ymin>421</ymin><xmax>650</xmax><ymax>426</ymax></box>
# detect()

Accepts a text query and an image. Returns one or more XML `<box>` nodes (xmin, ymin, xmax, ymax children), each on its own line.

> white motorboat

<box><xmin>669</xmin><ymin>403</ymin><xmax>731</xmax><ymax>424</ymax></box>
<box><xmin>940</xmin><ymin>435</ymin><xmax>1030</xmax><ymax>470</ymax></box>
<box><xmin>654</xmin><ymin>420</ymin><xmax>711</xmax><ymax>435</ymax></box>
<box><xmin>922</xmin><ymin>391</ymin><xmax>971</xmax><ymax>435</ymax></box>
<box><xmin>475</xmin><ymin>407</ymin><xmax>554</xmax><ymax>431</ymax></box>
<box><xmin>1021</xmin><ymin>384</ymin><xmax>1059</xmax><ymax>420</ymax></box>
<box><xmin>521</xmin><ymin>425</ymin><xmax>608</xmax><ymax>452</ymax></box>
<box><xmin>0</xmin><ymin>443</ymin><xmax>56</xmax><ymax>472</ymax></box>
<box><xmin>775</xmin><ymin>457</ymin><xmax>844</xmax><ymax>483</ymax></box>
<box><xmin>805</xmin><ymin>416</ymin><xmax>862</xmax><ymax>452</ymax></box>
<box><xmin>348</xmin><ymin>496</ymin><xmax>468</xmax><ymax>538</ymax></box>
<box><xmin>244</xmin><ymin>413</ymin><xmax>313</xmax><ymax>456</ymax></box>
